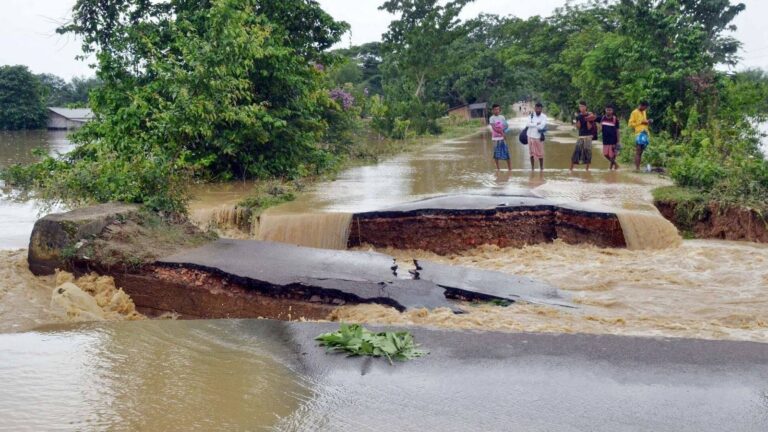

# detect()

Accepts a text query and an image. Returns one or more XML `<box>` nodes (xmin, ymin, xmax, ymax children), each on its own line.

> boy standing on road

<box><xmin>598</xmin><ymin>104</ymin><xmax>621</xmax><ymax>170</ymax></box>
<box><xmin>488</xmin><ymin>103</ymin><xmax>511</xmax><ymax>171</ymax></box>
<box><xmin>628</xmin><ymin>101</ymin><xmax>651</xmax><ymax>171</ymax></box>
<box><xmin>526</xmin><ymin>102</ymin><xmax>547</xmax><ymax>172</ymax></box>
<box><xmin>570</xmin><ymin>101</ymin><xmax>596</xmax><ymax>172</ymax></box>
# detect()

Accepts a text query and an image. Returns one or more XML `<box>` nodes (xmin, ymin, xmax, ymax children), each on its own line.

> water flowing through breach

<box><xmin>256</xmin><ymin>212</ymin><xmax>353</xmax><ymax>250</ymax></box>
<box><xmin>616</xmin><ymin>211</ymin><xmax>682</xmax><ymax>250</ymax></box>
<box><xmin>189</xmin><ymin>206</ymin><xmax>252</xmax><ymax>236</ymax></box>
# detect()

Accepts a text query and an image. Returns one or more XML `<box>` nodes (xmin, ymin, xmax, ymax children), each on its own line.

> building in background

<box><xmin>448</xmin><ymin>102</ymin><xmax>488</xmax><ymax>123</ymax></box>
<box><xmin>46</xmin><ymin>107</ymin><xmax>94</xmax><ymax>130</ymax></box>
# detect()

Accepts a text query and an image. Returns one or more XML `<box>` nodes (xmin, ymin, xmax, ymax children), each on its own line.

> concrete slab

<box><xmin>416</xmin><ymin>259</ymin><xmax>572</xmax><ymax>307</ymax></box>
<box><xmin>158</xmin><ymin>239</ymin><xmax>570</xmax><ymax>312</ymax></box>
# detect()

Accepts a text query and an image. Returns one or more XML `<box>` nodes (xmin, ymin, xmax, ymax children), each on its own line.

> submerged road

<box><xmin>5</xmin><ymin>319</ymin><xmax>764</xmax><ymax>431</ymax></box>
<box><xmin>276</xmin><ymin>321</ymin><xmax>768</xmax><ymax>431</ymax></box>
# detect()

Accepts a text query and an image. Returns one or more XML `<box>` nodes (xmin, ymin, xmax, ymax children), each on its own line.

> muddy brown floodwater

<box><xmin>1</xmin><ymin>114</ymin><xmax>768</xmax><ymax>430</ymax></box>
<box><xmin>0</xmin><ymin>320</ymin><xmax>312</xmax><ymax>431</ymax></box>
<box><xmin>186</xmin><ymin>115</ymin><xmax>767</xmax><ymax>343</ymax></box>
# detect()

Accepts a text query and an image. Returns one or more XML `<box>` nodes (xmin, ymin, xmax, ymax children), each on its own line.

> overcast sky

<box><xmin>1</xmin><ymin>0</ymin><xmax>766</xmax><ymax>79</ymax></box>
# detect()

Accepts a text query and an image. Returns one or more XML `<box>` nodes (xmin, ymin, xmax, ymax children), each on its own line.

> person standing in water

<box><xmin>488</xmin><ymin>103</ymin><xmax>511</xmax><ymax>171</ymax></box>
<box><xmin>571</xmin><ymin>101</ymin><xmax>596</xmax><ymax>172</ymax></box>
<box><xmin>628</xmin><ymin>100</ymin><xmax>651</xmax><ymax>171</ymax></box>
<box><xmin>526</xmin><ymin>102</ymin><xmax>547</xmax><ymax>172</ymax></box>
<box><xmin>598</xmin><ymin>104</ymin><xmax>621</xmax><ymax>170</ymax></box>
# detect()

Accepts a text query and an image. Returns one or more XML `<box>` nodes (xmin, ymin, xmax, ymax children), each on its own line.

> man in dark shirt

<box><xmin>598</xmin><ymin>104</ymin><xmax>621</xmax><ymax>170</ymax></box>
<box><xmin>570</xmin><ymin>101</ymin><xmax>596</xmax><ymax>172</ymax></box>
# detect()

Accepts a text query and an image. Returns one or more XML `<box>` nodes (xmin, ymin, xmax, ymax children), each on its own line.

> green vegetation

<box><xmin>619</xmin><ymin>69</ymin><xmax>768</xmax><ymax>212</ymax></box>
<box><xmin>315</xmin><ymin>323</ymin><xmax>427</xmax><ymax>364</ymax></box>
<box><xmin>0</xmin><ymin>66</ymin><xmax>100</xmax><ymax>131</ymax></box>
<box><xmin>652</xmin><ymin>186</ymin><xmax>710</xmax><ymax>234</ymax></box>
<box><xmin>0</xmin><ymin>65</ymin><xmax>47</xmax><ymax>130</ymax></box>
<box><xmin>3</xmin><ymin>0</ymin><xmax>351</xmax><ymax>213</ymax></box>
<box><xmin>237</xmin><ymin>180</ymin><xmax>301</xmax><ymax>217</ymax></box>
<box><xmin>37</xmin><ymin>74</ymin><xmax>101</xmax><ymax>108</ymax></box>
<box><xmin>3</xmin><ymin>0</ymin><xmax>767</xmax><ymax>218</ymax></box>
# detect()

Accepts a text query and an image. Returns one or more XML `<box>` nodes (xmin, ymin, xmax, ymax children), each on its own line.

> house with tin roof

<box><xmin>46</xmin><ymin>107</ymin><xmax>94</xmax><ymax>130</ymax></box>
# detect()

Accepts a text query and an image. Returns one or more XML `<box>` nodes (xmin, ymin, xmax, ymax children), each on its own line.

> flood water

<box><xmin>0</xmin><ymin>320</ymin><xmax>312</xmax><ymax>431</ymax></box>
<box><xmin>0</xmin><ymin>130</ymin><xmax>73</xmax><ymax>249</ymax></box>
<box><xmin>259</xmin><ymin>118</ymin><xmax>659</xmax><ymax>215</ymax></box>
<box><xmin>1</xmin><ymin>118</ymin><xmax>768</xmax><ymax>430</ymax></box>
<box><xmin>186</xmin><ymin>114</ymin><xmax>767</xmax><ymax>344</ymax></box>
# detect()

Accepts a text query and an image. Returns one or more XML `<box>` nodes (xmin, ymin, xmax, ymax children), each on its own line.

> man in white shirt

<box><xmin>526</xmin><ymin>102</ymin><xmax>547</xmax><ymax>171</ymax></box>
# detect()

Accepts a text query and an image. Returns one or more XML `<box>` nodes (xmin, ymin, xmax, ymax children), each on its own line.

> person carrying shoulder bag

<box><xmin>628</xmin><ymin>100</ymin><xmax>652</xmax><ymax>171</ymax></box>
<box><xmin>526</xmin><ymin>102</ymin><xmax>547</xmax><ymax>172</ymax></box>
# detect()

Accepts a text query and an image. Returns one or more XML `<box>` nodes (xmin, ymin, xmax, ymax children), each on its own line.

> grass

<box><xmin>652</xmin><ymin>185</ymin><xmax>711</xmax><ymax>234</ymax></box>
<box><xmin>651</xmin><ymin>185</ymin><xmax>708</xmax><ymax>204</ymax></box>
<box><xmin>78</xmin><ymin>209</ymin><xmax>217</xmax><ymax>270</ymax></box>
<box><xmin>345</xmin><ymin>118</ymin><xmax>483</xmax><ymax>163</ymax></box>
<box><xmin>237</xmin><ymin>179</ymin><xmax>301</xmax><ymax>216</ymax></box>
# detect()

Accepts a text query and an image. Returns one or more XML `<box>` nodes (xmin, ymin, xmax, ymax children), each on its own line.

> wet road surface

<box><xmin>2</xmin><ymin>319</ymin><xmax>767</xmax><ymax>431</ymax></box>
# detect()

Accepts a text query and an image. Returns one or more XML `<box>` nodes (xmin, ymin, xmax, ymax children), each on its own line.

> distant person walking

<box><xmin>628</xmin><ymin>101</ymin><xmax>651</xmax><ymax>171</ymax></box>
<box><xmin>570</xmin><ymin>101</ymin><xmax>596</xmax><ymax>172</ymax></box>
<box><xmin>488</xmin><ymin>103</ymin><xmax>511</xmax><ymax>171</ymax></box>
<box><xmin>598</xmin><ymin>104</ymin><xmax>621</xmax><ymax>170</ymax></box>
<box><xmin>526</xmin><ymin>102</ymin><xmax>547</xmax><ymax>172</ymax></box>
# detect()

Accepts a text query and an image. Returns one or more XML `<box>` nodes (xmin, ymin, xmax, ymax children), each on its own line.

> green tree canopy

<box><xmin>61</xmin><ymin>0</ymin><xmax>350</xmax><ymax>181</ymax></box>
<box><xmin>5</xmin><ymin>0</ymin><xmax>350</xmax><ymax>212</ymax></box>
<box><xmin>0</xmin><ymin>65</ymin><xmax>47</xmax><ymax>130</ymax></box>
<box><xmin>38</xmin><ymin>73</ymin><xmax>102</xmax><ymax>107</ymax></box>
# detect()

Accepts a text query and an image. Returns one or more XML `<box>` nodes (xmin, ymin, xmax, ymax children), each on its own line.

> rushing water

<box><xmin>1</xmin><ymin>116</ymin><xmax>768</xmax><ymax>429</ymax></box>
<box><xmin>184</xmin><ymin>115</ymin><xmax>766</xmax><ymax>344</ymax></box>
<box><xmin>257</xmin><ymin>213</ymin><xmax>353</xmax><ymax>250</ymax></box>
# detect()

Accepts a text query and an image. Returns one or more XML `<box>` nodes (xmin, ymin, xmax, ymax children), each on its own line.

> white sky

<box><xmin>0</xmin><ymin>0</ymin><xmax>766</xmax><ymax>79</ymax></box>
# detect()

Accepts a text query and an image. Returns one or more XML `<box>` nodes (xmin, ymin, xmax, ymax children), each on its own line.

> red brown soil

<box><xmin>656</xmin><ymin>201</ymin><xmax>768</xmax><ymax>242</ymax></box>
<box><xmin>348</xmin><ymin>209</ymin><xmax>626</xmax><ymax>254</ymax></box>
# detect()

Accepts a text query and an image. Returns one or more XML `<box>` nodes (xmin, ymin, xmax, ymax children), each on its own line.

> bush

<box><xmin>668</xmin><ymin>155</ymin><xmax>726</xmax><ymax>190</ymax></box>
<box><xmin>3</xmin><ymin>148</ymin><xmax>190</xmax><ymax>214</ymax></box>
<box><xmin>237</xmin><ymin>179</ymin><xmax>300</xmax><ymax>216</ymax></box>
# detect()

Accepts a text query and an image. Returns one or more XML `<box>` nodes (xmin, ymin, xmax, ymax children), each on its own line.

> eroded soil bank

<box><xmin>655</xmin><ymin>198</ymin><xmax>768</xmax><ymax>242</ymax></box>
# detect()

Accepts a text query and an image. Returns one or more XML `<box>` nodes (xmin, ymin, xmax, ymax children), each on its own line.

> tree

<box><xmin>59</xmin><ymin>0</ymin><xmax>349</xmax><ymax>180</ymax></box>
<box><xmin>380</xmin><ymin>0</ymin><xmax>472</xmax><ymax>100</ymax></box>
<box><xmin>37</xmin><ymin>73</ymin><xmax>70</xmax><ymax>106</ymax></box>
<box><xmin>6</xmin><ymin>0</ymin><xmax>349</xmax><ymax>212</ymax></box>
<box><xmin>67</xmin><ymin>76</ymin><xmax>102</xmax><ymax>106</ymax></box>
<box><xmin>0</xmin><ymin>65</ymin><xmax>47</xmax><ymax>130</ymax></box>
<box><xmin>378</xmin><ymin>0</ymin><xmax>473</xmax><ymax>134</ymax></box>
<box><xmin>441</xmin><ymin>14</ymin><xmax>523</xmax><ymax>108</ymax></box>
<box><xmin>332</xmin><ymin>42</ymin><xmax>384</xmax><ymax>95</ymax></box>
<box><xmin>37</xmin><ymin>74</ymin><xmax>102</xmax><ymax>107</ymax></box>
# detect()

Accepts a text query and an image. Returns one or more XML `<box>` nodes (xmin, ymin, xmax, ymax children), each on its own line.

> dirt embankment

<box><xmin>655</xmin><ymin>199</ymin><xmax>768</xmax><ymax>242</ymax></box>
